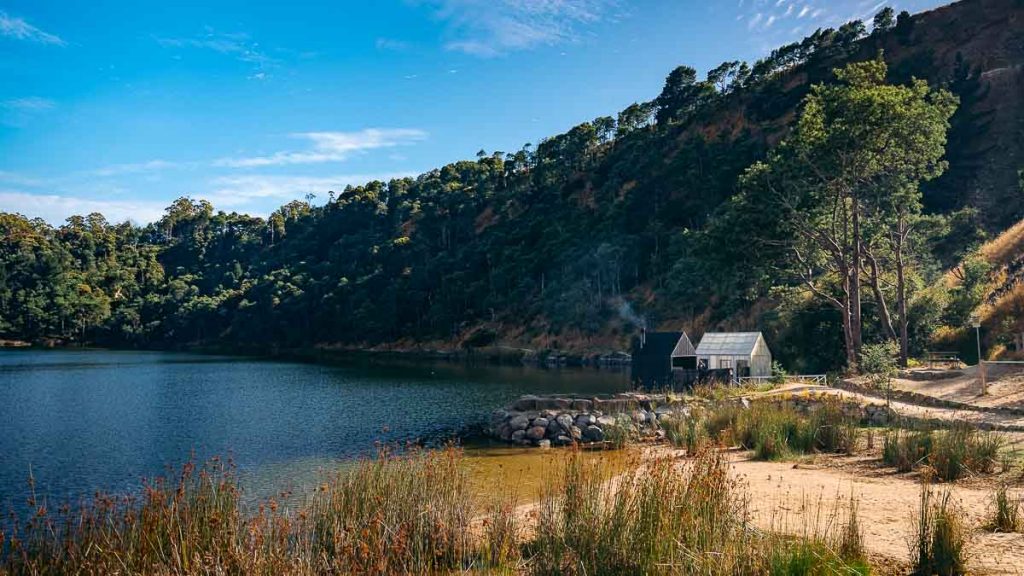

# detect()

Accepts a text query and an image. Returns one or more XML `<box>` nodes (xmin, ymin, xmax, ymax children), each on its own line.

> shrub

<box><xmin>911</xmin><ymin>487</ymin><xmax>967</xmax><ymax>576</ymax></box>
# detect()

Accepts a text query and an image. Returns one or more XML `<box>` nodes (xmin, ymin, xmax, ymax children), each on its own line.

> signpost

<box><xmin>971</xmin><ymin>314</ymin><xmax>986</xmax><ymax>395</ymax></box>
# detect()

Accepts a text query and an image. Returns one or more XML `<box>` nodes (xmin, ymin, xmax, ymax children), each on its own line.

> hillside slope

<box><xmin>1</xmin><ymin>0</ymin><xmax>1023</xmax><ymax>372</ymax></box>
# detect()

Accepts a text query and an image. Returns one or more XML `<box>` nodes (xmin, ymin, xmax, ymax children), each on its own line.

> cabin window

<box><xmin>718</xmin><ymin>359</ymin><xmax>732</xmax><ymax>369</ymax></box>
<box><xmin>672</xmin><ymin>356</ymin><xmax>697</xmax><ymax>369</ymax></box>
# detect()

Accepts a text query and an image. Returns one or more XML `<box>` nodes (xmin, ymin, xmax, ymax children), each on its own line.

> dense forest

<box><xmin>2</xmin><ymin>0</ymin><xmax>1023</xmax><ymax>373</ymax></box>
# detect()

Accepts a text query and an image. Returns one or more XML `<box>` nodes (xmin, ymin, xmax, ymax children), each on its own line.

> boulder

<box><xmin>546</xmin><ymin>419</ymin><xmax>562</xmax><ymax>437</ymax></box>
<box><xmin>508</xmin><ymin>415</ymin><xmax>530</xmax><ymax>431</ymax></box>
<box><xmin>499</xmin><ymin>424</ymin><xmax>513</xmax><ymax>441</ymax></box>
<box><xmin>511</xmin><ymin>430</ymin><xmax>526</xmax><ymax>442</ymax></box>
<box><xmin>583</xmin><ymin>425</ymin><xmax>605</xmax><ymax>442</ymax></box>
<box><xmin>526</xmin><ymin>426</ymin><xmax>547</xmax><ymax>441</ymax></box>
<box><xmin>575</xmin><ymin>413</ymin><xmax>596</xmax><ymax>428</ymax></box>
<box><xmin>554</xmin><ymin>435</ymin><xmax>574</xmax><ymax>446</ymax></box>
<box><xmin>570</xmin><ymin>425</ymin><xmax>583</xmax><ymax>440</ymax></box>
<box><xmin>532</xmin><ymin>417</ymin><xmax>550</xmax><ymax>429</ymax></box>
<box><xmin>556</xmin><ymin>414</ymin><xmax>574</xmax><ymax>433</ymax></box>
<box><xmin>597</xmin><ymin>415</ymin><xmax>618</xmax><ymax>427</ymax></box>
<box><xmin>536</xmin><ymin>439</ymin><xmax>552</xmax><ymax>449</ymax></box>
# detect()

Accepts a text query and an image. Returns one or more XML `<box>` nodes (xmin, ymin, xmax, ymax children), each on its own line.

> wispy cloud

<box><xmin>376</xmin><ymin>37</ymin><xmax>411</xmax><ymax>51</ymax></box>
<box><xmin>427</xmin><ymin>0</ymin><xmax>616</xmax><ymax>57</ymax></box>
<box><xmin>156</xmin><ymin>28</ymin><xmax>278</xmax><ymax>78</ymax></box>
<box><xmin>215</xmin><ymin>129</ymin><xmax>428</xmax><ymax>168</ymax></box>
<box><xmin>0</xmin><ymin>189</ymin><xmax>167</xmax><ymax>225</ymax></box>
<box><xmin>2</xmin><ymin>97</ymin><xmax>55</xmax><ymax>111</ymax></box>
<box><xmin>740</xmin><ymin>0</ymin><xmax>829</xmax><ymax>33</ymax></box>
<box><xmin>0</xmin><ymin>11</ymin><xmax>64</xmax><ymax>45</ymax></box>
<box><xmin>89</xmin><ymin>160</ymin><xmax>182</xmax><ymax>177</ymax></box>
<box><xmin>1</xmin><ymin>97</ymin><xmax>56</xmax><ymax>127</ymax></box>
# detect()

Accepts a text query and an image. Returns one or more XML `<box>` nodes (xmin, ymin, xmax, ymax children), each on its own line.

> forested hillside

<box><xmin>2</xmin><ymin>0</ymin><xmax>1023</xmax><ymax>372</ymax></box>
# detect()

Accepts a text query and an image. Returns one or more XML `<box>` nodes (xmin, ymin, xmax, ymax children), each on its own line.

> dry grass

<box><xmin>530</xmin><ymin>448</ymin><xmax>870</xmax><ymax>575</ymax></box>
<box><xmin>0</xmin><ymin>449</ymin><xmax>510</xmax><ymax>575</ymax></box>
<box><xmin>0</xmin><ymin>444</ymin><xmax>884</xmax><ymax>575</ymax></box>
<box><xmin>981</xmin><ymin>217</ymin><xmax>1024</xmax><ymax>269</ymax></box>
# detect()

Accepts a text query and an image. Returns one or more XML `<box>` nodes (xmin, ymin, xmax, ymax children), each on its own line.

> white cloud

<box><xmin>0</xmin><ymin>11</ymin><xmax>64</xmax><ymax>45</ymax></box>
<box><xmin>428</xmin><ymin>0</ymin><xmax>615</xmax><ymax>57</ymax></box>
<box><xmin>215</xmin><ymin>129</ymin><xmax>428</xmax><ymax>168</ymax></box>
<box><xmin>0</xmin><ymin>190</ymin><xmax>167</xmax><ymax>225</ymax></box>
<box><xmin>203</xmin><ymin>173</ymin><xmax>416</xmax><ymax>208</ymax></box>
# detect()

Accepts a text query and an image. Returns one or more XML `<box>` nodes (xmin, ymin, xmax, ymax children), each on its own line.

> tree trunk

<box><xmin>865</xmin><ymin>249</ymin><xmax>897</xmax><ymax>342</ymax></box>
<box><xmin>851</xmin><ymin>196</ymin><xmax>863</xmax><ymax>356</ymax></box>
<box><xmin>895</xmin><ymin>217</ymin><xmax>909</xmax><ymax>367</ymax></box>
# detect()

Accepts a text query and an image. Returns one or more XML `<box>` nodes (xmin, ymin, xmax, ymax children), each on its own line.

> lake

<box><xmin>0</xmin><ymin>349</ymin><xmax>628</xmax><ymax>514</ymax></box>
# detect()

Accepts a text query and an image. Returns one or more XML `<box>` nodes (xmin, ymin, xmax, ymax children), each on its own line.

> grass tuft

<box><xmin>911</xmin><ymin>487</ymin><xmax>967</xmax><ymax>576</ymax></box>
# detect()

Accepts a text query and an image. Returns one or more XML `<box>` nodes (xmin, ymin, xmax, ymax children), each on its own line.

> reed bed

<box><xmin>531</xmin><ymin>448</ymin><xmax>869</xmax><ymax>575</ymax></box>
<box><xmin>882</xmin><ymin>424</ymin><xmax>1003</xmax><ymax>481</ymax></box>
<box><xmin>664</xmin><ymin>401</ymin><xmax>860</xmax><ymax>460</ymax></box>
<box><xmin>2</xmin><ymin>445</ymin><xmax>876</xmax><ymax>575</ymax></box>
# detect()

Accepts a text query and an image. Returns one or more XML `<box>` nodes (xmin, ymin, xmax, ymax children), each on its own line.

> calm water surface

<box><xmin>0</xmin><ymin>349</ymin><xmax>627</xmax><ymax>513</ymax></box>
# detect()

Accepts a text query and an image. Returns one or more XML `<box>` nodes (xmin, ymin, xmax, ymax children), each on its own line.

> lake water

<box><xmin>0</xmin><ymin>349</ymin><xmax>627</xmax><ymax>514</ymax></box>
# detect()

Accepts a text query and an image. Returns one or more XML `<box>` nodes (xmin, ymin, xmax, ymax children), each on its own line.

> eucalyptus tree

<box><xmin>741</xmin><ymin>55</ymin><xmax>956</xmax><ymax>369</ymax></box>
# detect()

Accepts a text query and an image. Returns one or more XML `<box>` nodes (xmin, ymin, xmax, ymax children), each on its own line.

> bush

<box><xmin>911</xmin><ymin>488</ymin><xmax>967</xmax><ymax>576</ymax></box>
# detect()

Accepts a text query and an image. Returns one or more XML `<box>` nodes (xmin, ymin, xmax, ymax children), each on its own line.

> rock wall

<box><xmin>487</xmin><ymin>393</ymin><xmax>679</xmax><ymax>448</ymax></box>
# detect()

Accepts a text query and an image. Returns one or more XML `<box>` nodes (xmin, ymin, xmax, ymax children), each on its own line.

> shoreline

<box><xmin>0</xmin><ymin>340</ymin><xmax>634</xmax><ymax>372</ymax></box>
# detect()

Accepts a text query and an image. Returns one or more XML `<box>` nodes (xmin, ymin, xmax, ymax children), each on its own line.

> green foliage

<box><xmin>873</xmin><ymin>7</ymin><xmax>896</xmax><ymax>33</ymax></box>
<box><xmin>0</xmin><ymin>17</ymin><xmax>1000</xmax><ymax>376</ymax></box>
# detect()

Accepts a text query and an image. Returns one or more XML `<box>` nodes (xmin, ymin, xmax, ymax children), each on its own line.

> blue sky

<box><xmin>1</xmin><ymin>0</ymin><xmax>947</xmax><ymax>225</ymax></box>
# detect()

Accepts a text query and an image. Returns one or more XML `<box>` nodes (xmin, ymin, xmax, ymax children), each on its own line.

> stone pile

<box><xmin>487</xmin><ymin>393</ymin><xmax>674</xmax><ymax>448</ymax></box>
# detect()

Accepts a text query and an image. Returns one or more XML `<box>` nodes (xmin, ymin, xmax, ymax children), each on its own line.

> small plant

<box><xmin>602</xmin><ymin>417</ymin><xmax>634</xmax><ymax>450</ymax></box>
<box><xmin>835</xmin><ymin>497</ymin><xmax>865</xmax><ymax>563</ymax></box>
<box><xmin>988</xmin><ymin>484</ymin><xmax>1022</xmax><ymax>533</ymax></box>
<box><xmin>770</xmin><ymin>360</ymin><xmax>788</xmax><ymax>385</ymax></box>
<box><xmin>911</xmin><ymin>487</ymin><xmax>967</xmax><ymax>576</ymax></box>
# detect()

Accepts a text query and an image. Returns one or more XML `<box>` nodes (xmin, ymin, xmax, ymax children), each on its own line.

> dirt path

<box><xmin>730</xmin><ymin>452</ymin><xmax>1024</xmax><ymax>575</ymax></box>
<box><xmin>761</xmin><ymin>383</ymin><xmax>1024</xmax><ymax>432</ymax></box>
<box><xmin>890</xmin><ymin>365</ymin><xmax>1024</xmax><ymax>411</ymax></box>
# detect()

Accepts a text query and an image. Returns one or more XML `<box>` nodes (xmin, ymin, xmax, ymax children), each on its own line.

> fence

<box><xmin>734</xmin><ymin>374</ymin><xmax>826</xmax><ymax>386</ymax></box>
